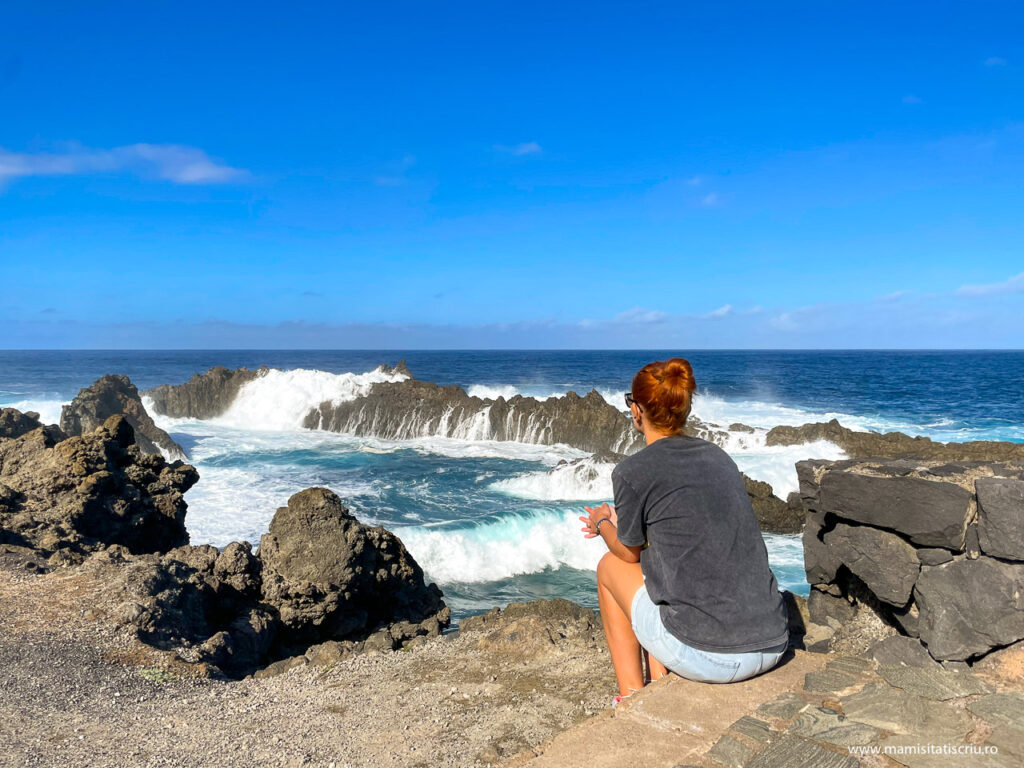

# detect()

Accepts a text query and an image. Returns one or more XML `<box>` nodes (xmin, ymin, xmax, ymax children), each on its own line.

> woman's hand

<box><xmin>579</xmin><ymin>502</ymin><xmax>615</xmax><ymax>539</ymax></box>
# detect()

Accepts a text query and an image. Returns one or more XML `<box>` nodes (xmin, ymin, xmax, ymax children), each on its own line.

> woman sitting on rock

<box><xmin>580</xmin><ymin>358</ymin><xmax>789</xmax><ymax>700</ymax></box>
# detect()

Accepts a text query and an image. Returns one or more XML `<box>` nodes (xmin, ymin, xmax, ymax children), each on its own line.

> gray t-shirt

<box><xmin>613</xmin><ymin>435</ymin><xmax>789</xmax><ymax>654</ymax></box>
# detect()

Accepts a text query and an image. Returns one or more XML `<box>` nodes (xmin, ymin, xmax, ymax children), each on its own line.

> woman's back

<box><xmin>612</xmin><ymin>434</ymin><xmax>789</xmax><ymax>654</ymax></box>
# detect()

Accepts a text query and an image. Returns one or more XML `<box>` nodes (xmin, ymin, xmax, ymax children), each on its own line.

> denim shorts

<box><xmin>631</xmin><ymin>585</ymin><xmax>786</xmax><ymax>684</ymax></box>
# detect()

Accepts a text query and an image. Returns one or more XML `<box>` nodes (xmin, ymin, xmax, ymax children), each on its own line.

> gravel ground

<box><xmin>0</xmin><ymin>560</ymin><xmax>617</xmax><ymax>768</ymax></box>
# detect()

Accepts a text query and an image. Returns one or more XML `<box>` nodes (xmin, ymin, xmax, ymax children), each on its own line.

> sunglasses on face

<box><xmin>625</xmin><ymin>393</ymin><xmax>640</xmax><ymax>410</ymax></box>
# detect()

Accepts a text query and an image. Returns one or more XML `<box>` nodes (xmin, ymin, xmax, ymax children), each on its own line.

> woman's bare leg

<box><xmin>596</xmin><ymin>552</ymin><xmax>647</xmax><ymax>696</ymax></box>
<box><xmin>647</xmin><ymin>652</ymin><xmax>669</xmax><ymax>682</ymax></box>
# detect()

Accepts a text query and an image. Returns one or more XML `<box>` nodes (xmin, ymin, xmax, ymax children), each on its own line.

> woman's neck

<box><xmin>643</xmin><ymin>427</ymin><xmax>678</xmax><ymax>446</ymax></box>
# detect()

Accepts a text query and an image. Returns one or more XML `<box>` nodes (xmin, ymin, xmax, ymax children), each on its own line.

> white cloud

<box><xmin>700</xmin><ymin>192</ymin><xmax>718</xmax><ymax>206</ymax></box>
<box><xmin>686</xmin><ymin>176</ymin><xmax>702</xmax><ymax>186</ymax></box>
<box><xmin>0</xmin><ymin>143</ymin><xmax>247</xmax><ymax>187</ymax></box>
<box><xmin>878</xmin><ymin>290</ymin><xmax>910</xmax><ymax>302</ymax></box>
<box><xmin>902</xmin><ymin>95</ymin><xmax>923</xmax><ymax>104</ymax></box>
<box><xmin>955</xmin><ymin>272</ymin><xmax>1024</xmax><ymax>297</ymax></box>
<box><xmin>742</xmin><ymin>305</ymin><xmax>764</xmax><ymax>315</ymax></box>
<box><xmin>614</xmin><ymin>307</ymin><xmax>668</xmax><ymax>323</ymax></box>
<box><xmin>701</xmin><ymin>304</ymin><xmax>733</xmax><ymax>319</ymax></box>
<box><xmin>985</xmin><ymin>57</ymin><xmax>1008</xmax><ymax>67</ymax></box>
<box><xmin>494</xmin><ymin>142</ymin><xmax>542</xmax><ymax>156</ymax></box>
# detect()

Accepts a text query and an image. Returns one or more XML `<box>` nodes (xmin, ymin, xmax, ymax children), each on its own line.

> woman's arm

<box><xmin>580</xmin><ymin>503</ymin><xmax>643</xmax><ymax>563</ymax></box>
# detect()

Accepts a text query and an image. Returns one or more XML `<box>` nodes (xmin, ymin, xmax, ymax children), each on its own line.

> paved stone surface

<box><xmin>787</xmin><ymin>706</ymin><xmax>880</xmax><ymax>747</ymax></box>
<box><xmin>880</xmin><ymin>735</ymin><xmax>1013</xmax><ymax>768</ymax></box>
<box><xmin>508</xmin><ymin>651</ymin><xmax>827</xmax><ymax>768</ymax></box>
<box><xmin>966</xmin><ymin>692</ymin><xmax>1024</xmax><ymax>730</ymax></box>
<box><xmin>803</xmin><ymin>669</ymin><xmax>859</xmax><ymax>692</ymax></box>
<box><xmin>868</xmin><ymin>636</ymin><xmax>941</xmax><ymax>669</ymax></box>
<box><xmin>876</xmin><ymin>664</ymin><xmax>993</xmax><ymax>700</ymax></box>
<box><xmin>986</xmin><ymin>725</ymin><xmax>1024</xmax><ymax>761</ymax></box>
<box><xmin>707</xmin><ymin>734</ymin><xmax>754</xmax><ymax>767</ymax></box>
<box><xmin>840</xmin><ymin>682</ymin><xmax>974</xmax><ymax>739</ymax></box>
<box><xmin>756</xmin><ymin>692</ymin><xmax>807</xmax><ymax>722</ymax></box>
<box><xmin>825</xmin><ymin>655</ymin><xmax>874</xmax><ymax>676</ymax></box>
<box><xmin>729</xmin><ymin>715</ymin><xmax>773</xmax><ymax>744</ymax></box>
<box><xmin>744</xmin><ymin>734</ymin><xmax>859</xmax><ymax>768</ymax></box>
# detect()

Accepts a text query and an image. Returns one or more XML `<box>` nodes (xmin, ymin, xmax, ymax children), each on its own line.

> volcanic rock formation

<box><xmin>1</xmin><ymin>409</ymin><xmax>450</xmax><ymax>676</ymax></box>
<box><xmin>61</xmin><ymin>374</ymin><xmax>186</xmax><ymax>458</ymax></box>
<box><xmin>768</xmin><ymin>418</ymin><xmax>1024</xmax><ymax>463</ymax></box>
<box><xmin>0</xmin><ymin>413</ymin><xmax>197</xmax><ymax>561</ymax></box>
<box><xmin>87</xmin><ymin>487</ymin><xmax>449</xmax><ymax>676</ymax></box>
<box><xmin>145</xmin><ymin>366</ymin><xmax>269</xmax><ymax>420</ymax></box>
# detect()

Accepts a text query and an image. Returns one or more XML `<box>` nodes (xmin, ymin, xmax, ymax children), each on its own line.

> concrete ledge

<box><xmin>503</xmin><ymin>650</ymin><xmax>828</xmax><ymax>768</ymax></box>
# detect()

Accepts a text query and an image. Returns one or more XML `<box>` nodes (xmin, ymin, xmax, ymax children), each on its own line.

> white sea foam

<box><xmin>398</xmin><ymin>507</ymin><xmax>807</xmax><ymax>590</ymax></box>
<box><xmin>492</xmin><ymin>457</ymin><xmax>614</xmax><ymax>500</ymax></box>
<box><xmin>1</xmin><ymin>399</ymin><xmax>66</xmax><ymax>427</ymax></box>
<box><xmin>213</xmin><ymin>367</ymin><xmax>409</xmax><ymax>431</ymax></box>
<box><xmin>395</xmin><ymin>509</ymin><xmax>602</xmax><ymax>583</ymax></box>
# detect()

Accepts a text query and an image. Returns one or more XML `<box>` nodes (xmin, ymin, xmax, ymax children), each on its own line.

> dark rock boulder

<box><xmin>0</xmin><ymin>408</ymin><xmax>66</xmax><ymax>441</ymax></box>
<box><xmin>976</xmin><ymin>477</ymin><xmax>1024</xmax><ymax>562</ymax></box>
<box><xmin>818</xmin><ymin>466</ymin><xmax>972</xmax><ymax>549</ymax></box>
<box><xmin>83</xmin><ymin>486</ymin><xmax>449</xmax><ymax>677</ymax></box>
<box><xmin>822</xmin><ymin>523</ymin><xmax>919</xmax><ymax>607</ymax></box>
<box><xmin>767</xmin><ymin>418</ymin><xmax>1024</xmax><ymax>463</ymax></box>
<box><xmin>743</xmin><ymin>475</ymin><xmax>804</xmax><ymax>533</ymax></box>
<box><xmin>258</xmin><ymin>487</ymin><xmax>449</xmax><ymax>648</ymax></box>
<box><xmin>145</xmin><ymin>366</ymin><xmax>269</xmax><ymax>419</ymax></box>
<box><xmin>60</xmin><ymin>374</ymin><xmax>185</xmax><ymax>458</ymax></box>
<box><xmin>0</xmin><ymin>415</ymin><xmax>198</xmax><ymax>561</ymax></box>
<box><xmin>85</xmin><ymin>542</ymin><xmax>277</xmax><ymax>676</ymax></box>
<box><xmin>915</xmin><ymin>557</ymin><xmax>1024</xmax><ymax>661</ymax></box>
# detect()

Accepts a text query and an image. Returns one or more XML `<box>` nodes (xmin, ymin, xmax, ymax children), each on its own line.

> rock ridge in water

<box><xmin>305</xmin><ymin>375</ymin><xmax>649</xmax><ymax>454</ymax></box>
<box><xmin>768</xmin><ymin>418</ymin><xmax>1024</xmax><ymax>463</ymax></box>
<box><xmin>61</xmin><ymin>374</ymin><xmax>186</xmax><ymax>459</ymax></box>
<box><xmin>145</xmin><ymin>365</ymin><xmax>270</xmax><ymax>419</ymax></box>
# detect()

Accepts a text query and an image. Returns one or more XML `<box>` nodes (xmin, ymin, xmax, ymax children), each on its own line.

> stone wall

<box><xmin>798</xmin><ymin>458</ymin><xmax>1024</xmax><ymax>662</ymax></box>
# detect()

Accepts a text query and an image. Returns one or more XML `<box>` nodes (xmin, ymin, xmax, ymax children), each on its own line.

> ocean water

<box><xmin>2</xmin><ymin>350</ymin><xmax>1021</xmax><ymax>622</ymax></box>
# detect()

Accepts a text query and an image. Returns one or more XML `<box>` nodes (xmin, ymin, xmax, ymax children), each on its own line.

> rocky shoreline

<box><xmin>4</xmin><ymin>365</ymin><xmax>1024</xmax><ymax>767</ymax></box>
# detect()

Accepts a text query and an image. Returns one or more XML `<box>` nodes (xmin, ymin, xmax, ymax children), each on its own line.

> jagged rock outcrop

<box><xmin>60</xmin><ymin>374</ymin><xmax>186</xmax><ymax>458</ymax></box>
<box><xmin>258</xmin><ymin>487</ymin><xmax>449</xmax><ymax>648</ymax></box>
<box><xmin>743</xmin><ymin>475</ymin><xmax>804</xmax><ymax>533</ymax></box>
<box><xmin>0</xmin><ymin>414</ymin><xmax>198</xmax><ymax>561</ymax></box>
<box><xmin>83</xmin><ymin>487</ymin><xmax>449</xmax><ymax>677</ymax></box>
<box><xmin>306</xmin><ymin>376</ymin><xmax>646</xmax><ymax>454</ymax></box>
<box><xmin>145</xmin><ymin>366</ymin><xmax>269</xmax><ymax>420</ymax></box>
<box><xmin>0</xmin><ymin>408</ymin><xmax>65</xmax><ymax>441</ymax></box>
<box><xmin>143</xmin><ymin>363</ymin><xmax>735</xmax><ymax>457</ymax></box>
<box><xmin>768</xmin><ymin>418</ymin><xmax>1024</xmax><ymax>463</ymax></box>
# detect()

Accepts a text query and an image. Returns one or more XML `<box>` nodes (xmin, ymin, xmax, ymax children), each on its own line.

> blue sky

<box><xmin>1</xmin><ymin>1</ymin><xmax>1021</xmax><ymax>348</ymax></box>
